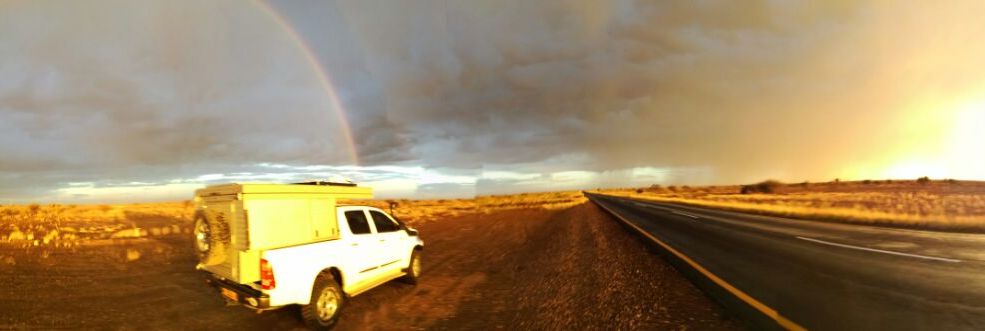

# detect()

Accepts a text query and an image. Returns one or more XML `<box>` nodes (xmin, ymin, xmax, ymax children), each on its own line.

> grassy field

<box><xmin>599</xmin><ymin>179</ymin><xmax>985</xmax><ymax>232</ymax></box>
<box><xmin>4</xmin><ymin>178</ymin><xmax>981</xmax><ymax>250</ymax></box>
<box><xmin>0</xmin><ymin>191</ymin><xmax>587</xmax><ymax>248</ymax></box>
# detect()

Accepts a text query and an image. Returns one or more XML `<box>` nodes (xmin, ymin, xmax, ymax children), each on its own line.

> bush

<box><xmin>740</xmin><ymin>180</ymin><xmax>783</xmax><ymax>194</ymax></box>
<box><xmin>917</xmin><ymin>176</ymin><xmax>930</xmax><ymax>184</ymax></box>
<box><xmin>862</xmin><ymin>180</ymin><xmax>872</xmax><ymax>185</ymax></box>
<box><xmin>635</xmin><ymin>188</ymin><xmax>644</xmax><ymax>194</ymax></box>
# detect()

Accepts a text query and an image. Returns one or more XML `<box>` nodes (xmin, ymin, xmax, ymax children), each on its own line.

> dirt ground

<box><xmin>0</xmin><ymin>202</ymin><xmax>737</xmax><ymax>330</ymax></box>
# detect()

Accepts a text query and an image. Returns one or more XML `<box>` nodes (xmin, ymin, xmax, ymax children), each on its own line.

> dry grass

<box><xmin>0</xmin><ymin>202</ymin><xmax>194</xmax><ymax>247</ymax></box>
<box><xmin>341</xmin><ymin>190</ymin><xmax>587</xmax><ymax>224</ymax></box>
<box><xmin>338</xmin><ymin>198</ymin><xmax>476</xmax><ymax>225</ymax></box>
<box><xmin>600</xmin><ymin>180</ymin><xmax>985</xmax><ymax>232</ymax></box>
<box><xmin>0</xmin><ymin>191</ymin><xmax>588</xmax><ymax>247</ymax></box>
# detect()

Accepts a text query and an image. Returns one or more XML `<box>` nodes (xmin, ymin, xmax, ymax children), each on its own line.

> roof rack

<box><xmin>293</xmin><ymin>181</ymin><xmax>358</xmax><ymax>187</ymax></box>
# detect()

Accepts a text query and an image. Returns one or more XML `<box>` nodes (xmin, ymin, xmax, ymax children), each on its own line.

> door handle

<box><xmin>379</xmin><ymin>239</ymin><xmax>385</xmax><ymax>242</ymax></box>
<box><xmin>351</xmin><ymin>243</ymin><xmax>359</xmax><ymax>247</ymax></box>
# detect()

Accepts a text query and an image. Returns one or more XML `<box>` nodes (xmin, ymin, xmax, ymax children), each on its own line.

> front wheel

<box><xmin>301</xmin><ymin>273</ymin><xmax>344</xmax><ymax>330</ymax></box>
<box><xmin>401</xmin><ymin>250</ymin><xmax>422</xmax><ymax>285</ymax></box>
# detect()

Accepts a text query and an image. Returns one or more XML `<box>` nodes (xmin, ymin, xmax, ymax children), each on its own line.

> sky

<box><xmin>2</xmin><ymin>0</ymin><xmax>984</xmax><ymax>203</ymax></box>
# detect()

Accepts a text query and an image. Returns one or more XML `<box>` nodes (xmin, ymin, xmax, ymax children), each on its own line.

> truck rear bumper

<box><xmin>203</xmin><ymin>272</ymin><xmax>272</xmax><ymax>309</ymax></box>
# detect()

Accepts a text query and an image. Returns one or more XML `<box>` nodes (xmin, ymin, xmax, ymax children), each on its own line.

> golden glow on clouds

<box><xmin>944</xmin><ymin>96</ymin><xmax>985</xmax><ymax>177</ymax></box>
<box><xmin>55</xmin><ymin>183</ymin><xmax>205</xmax><ymax>202</ymax></box>
<box><xmin>874</xmin><ymin>93</ymin><xmax>985</xmax><ymax>180</ymax></box>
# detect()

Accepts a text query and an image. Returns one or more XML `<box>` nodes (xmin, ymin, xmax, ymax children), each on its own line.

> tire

<box><xmin>193</xmin><ymin>212</ymin><xmax>227</xmax><ymax>265</ymax></box>
<box><xmin>401</xmin><ymin>250</ymin><xmax>422</xmax><ymax>285</ymax></box>
<box><xmin>302</xmin><ymin>273</ymin><xmax>344</xmax><ymax>330</ymax></box>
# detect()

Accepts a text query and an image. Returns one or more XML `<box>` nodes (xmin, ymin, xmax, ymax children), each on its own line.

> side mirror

<box><xmin>406</xmin><ymin>228</ymin><xmax>419</xmax><ymax>236</ymax></box>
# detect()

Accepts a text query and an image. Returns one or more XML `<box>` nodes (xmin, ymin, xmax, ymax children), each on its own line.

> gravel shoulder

<box><xmin>0</xmin><ymin>202</ymin><xmax>737</xmax><ymax>330</ymax></box>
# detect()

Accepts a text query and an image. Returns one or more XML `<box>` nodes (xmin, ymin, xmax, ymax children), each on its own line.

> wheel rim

<box><xmin>316</xmin><ymin>287</ymin><xmax>340</xmax><ymax>321</ymax></box>
<box><xmin>194</xmin><ymin>218</ymin><xmax>209</xmax><ymax>252</ymax></box>
<box><xmin>411</xmin><ymin>254</ymin><xmax>421</xmax><ymax>277</ymax></box>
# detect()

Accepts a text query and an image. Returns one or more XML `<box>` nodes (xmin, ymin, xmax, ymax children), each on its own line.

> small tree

<box><xmin>917</xmin><ymin>176</ymin><xmax>930</xmax><ymax>184</ymax></box>
<box><xmin>28</xmin><ymin>204</ymin><xmax>41</xmax><ymax>216</ymax></box>
<box><xmin>386</xmin><ymin>200</ymin><xmax>399</xmax><ymax>216</ymax></box>
<box><xmin>740</xmin><ymin>180</ymin><xmax>783</xmax><ymax>194</ymax></box>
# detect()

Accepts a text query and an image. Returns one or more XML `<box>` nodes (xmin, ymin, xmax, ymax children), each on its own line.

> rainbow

<box><xmin>252</xmin><ymin>0</ymin><xmax>360</xmax><ymax>165</ymax></box>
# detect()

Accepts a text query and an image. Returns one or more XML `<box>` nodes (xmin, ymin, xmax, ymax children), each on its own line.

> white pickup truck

<box><xmin>193</xmin><ymin>182</ymin><xmax>423</xmax><ymax>329</ymax></box>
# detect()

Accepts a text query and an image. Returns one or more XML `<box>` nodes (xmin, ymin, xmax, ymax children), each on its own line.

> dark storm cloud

<box><xmin>298</xmin><ymin>0</ymin><xmax>985</xmax><ymax>183</ymax></box>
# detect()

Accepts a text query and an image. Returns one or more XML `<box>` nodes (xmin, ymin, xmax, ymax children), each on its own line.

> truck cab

<box><xmin>193</xmin><ymin>182</ymin><xmax>423</xmax><ymax>330</ymax></box>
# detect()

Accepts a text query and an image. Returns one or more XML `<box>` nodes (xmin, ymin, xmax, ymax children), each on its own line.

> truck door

<box><xmin>340</xmin><ymin>209</ymin><xmax>383</xmax><ymax>286</ymax></box>
<box><xmin>368</xmin><ymin>210</ymin><xmax>406</xmax><ymax>274</ymax></box>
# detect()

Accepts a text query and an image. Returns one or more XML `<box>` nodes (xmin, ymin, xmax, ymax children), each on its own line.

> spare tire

<box><xmin>194</xmin><ymin>211</ymin><xmax>228</xmax><ymax>265</ymax></box>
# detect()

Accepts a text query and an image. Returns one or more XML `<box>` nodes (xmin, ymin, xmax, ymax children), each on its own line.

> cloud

<box><xmin>3</xmin><ymin>0</ymin><xmax>985</xmax><ymax>201</ymax></box>
<box><xmin>0</xmin><ymin>1</ymin><xmax>360</xmax><ymax>197</ymax></box>
<box><xmin>289</xmin><ymin>0</ymin><xmax>985</xmax><ymax>182</ymax></box>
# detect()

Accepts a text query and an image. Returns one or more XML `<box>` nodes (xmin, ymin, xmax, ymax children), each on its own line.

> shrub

<box><xmin>862</xmin><ymin>180</ymin><xmax>872</xmax><ymax>185</ymax></box>
<box><xmin>917</xmin><ymin>176</ymin><xmax>930</xmax><ymax>184</ymax></box>
<box><xmin>740</xmin><ymin>180</ymin><xmax>783</xmax><ymax>194</ymax></box>
<box><xmin>635</xmin><ymin>188</ymin><xmax>644</xmax><ymax>194</ymax></box>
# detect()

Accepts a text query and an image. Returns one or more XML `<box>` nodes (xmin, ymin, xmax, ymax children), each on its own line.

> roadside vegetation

<box><xmin>343</xmin><ymin>190</ymin><xmax>586</xmax><ymax>222</ymax></box>
<box><xmin>0</xmin><ymin>191</ymin><xmax>587</xmax><ymax>250</ymax></box>
<box><xmin>0</xmin><ymin>202</ymin><xmax>194</xmax><ymax>248</ymax></box>
<box><xmin>602</xmin><ymin>179</ymin><xmax>985</xmax><ymax>232</ymax></box>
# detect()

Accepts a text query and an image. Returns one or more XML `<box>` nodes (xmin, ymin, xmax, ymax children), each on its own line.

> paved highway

<box><xmin>587</xmin><ymin>193</ymin><xmax>985</xmax><ymax>331</ymax></box>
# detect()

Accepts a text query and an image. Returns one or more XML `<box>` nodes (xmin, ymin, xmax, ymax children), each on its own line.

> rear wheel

<box><xmin>302</xmin><ymin>273</ymin><xmax>344</xmax><ymax>330</ymax></box>
<box><xmin>401</xmin><ymin>250</ymin><xmax>422</xmax><ymax>284</ymax></box>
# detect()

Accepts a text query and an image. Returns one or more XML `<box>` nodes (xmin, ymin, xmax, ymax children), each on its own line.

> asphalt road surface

<box><xmin>587</xmin><ymin>193</ymin><xmax>985</xmax><ymax>331</ymax></box>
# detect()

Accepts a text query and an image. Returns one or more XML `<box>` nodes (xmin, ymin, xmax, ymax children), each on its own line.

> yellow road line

<box><xmin>592</xmin><ymin>197</ymin><xmax>807</xmax><ymax>331</ymax></box>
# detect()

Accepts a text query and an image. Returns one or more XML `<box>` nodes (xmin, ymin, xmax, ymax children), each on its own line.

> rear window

<box><xmin>345</xmin><ymin>210</ymin><xmax>371</xmax><ymax>235</ymax></box>
<box><xmin>370</xmin><ymin>210</ymin><xmax>402</xmax><ymax>233</ymax></box>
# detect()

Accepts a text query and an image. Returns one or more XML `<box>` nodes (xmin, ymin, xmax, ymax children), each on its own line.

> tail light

<box><xmin>260</xmin><ymin>258</ymin><xmax>276</xmax><ymax>290</ymax></box>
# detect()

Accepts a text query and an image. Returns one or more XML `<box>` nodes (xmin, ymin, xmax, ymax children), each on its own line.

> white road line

<box><xmin>596</xmin><ymin>199</ymin><xmax>807</xmax><ymax>331</ymax></box>
<box><xmin>795</xmin><ymin>236</ymin><xmax>962</xmax><ymax>263</ymax></box>
<box><xmin>671</xmin><ymin>210</ymin><xmax>701</xmax><ymax>219</ymax></box>
<box><xmin>627</xmin><ymin>200</ymin><xmax>701</xmax><ymax>219</ymax></box>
